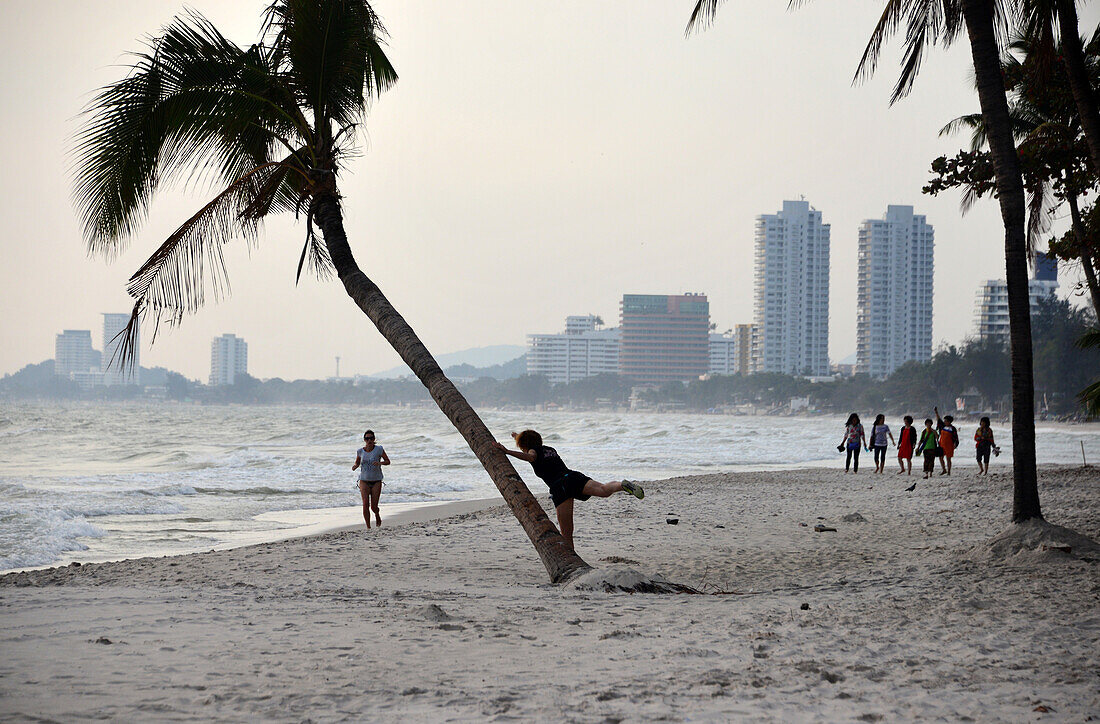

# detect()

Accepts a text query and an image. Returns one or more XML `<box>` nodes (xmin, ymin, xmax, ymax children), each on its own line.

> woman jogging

<box><xmin>494</xmin><ymin>430</ymin><xmax>644</xmax><ymax>551</ymax></box>
<box><xmin>352</xmin><ymin>429</ymin><xmax>390</xmax><ymax>529</ymax></box>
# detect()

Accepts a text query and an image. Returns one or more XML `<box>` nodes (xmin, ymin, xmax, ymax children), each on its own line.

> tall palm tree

<box><xmin>687</xmin><ymin>0</ymin><xmax>1042</xmax><ymax>521</ymax></box>
<box><xmin>936</xmin><ymin>33</ymin><xmax>1100</xmax><ymax>318</ymax></box>
<box><xmin>72</xmin><ymin>0</ymin><xmax>590</xmax><ymax>583</ymax></box>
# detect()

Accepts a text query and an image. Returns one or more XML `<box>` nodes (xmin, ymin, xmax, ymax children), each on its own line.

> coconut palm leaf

<box><xmin>262</xmin><ymin>0</ymin><xmax>397</xmax><ymax>130</ymax></box>
<box><xmin>685</xmin><ymin>0</ymin><xmax>726</xmax><ymax>35</ymax></box>
<box><xmin>1074</xmin><ymin>329</ymin><xmax>1100</xmax><ymax>414</ymax></box>
<box><xmin>72</xmin><ymin>10</ymin><xmax>308</xmax><ymax>255</ymax></box>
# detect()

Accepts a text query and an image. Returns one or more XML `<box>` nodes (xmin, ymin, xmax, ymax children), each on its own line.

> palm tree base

<box><xmin>982</xmin><ymin>517</ymin><xmax>1100</xmax><ymax>562</ymax></box>
<box><xmin>563</xmin><ymin>565</ymin><xmax>700</xmax><ymax>594</ymax></box>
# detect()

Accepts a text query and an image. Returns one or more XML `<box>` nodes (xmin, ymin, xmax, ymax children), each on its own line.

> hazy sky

<box><xmin>2</xmin><ymin>2</ymin><xmax>1096</xmax><ymax>381</ymax></box>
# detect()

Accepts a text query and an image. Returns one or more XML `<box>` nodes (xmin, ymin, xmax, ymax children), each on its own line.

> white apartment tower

<box><xmin>102</xmin><ymin>313</ymin><xmax>140</xmax><ymax>385</ymax></box>
<box><xmin>856</xmin><ymin>205</ymin><xmax>934</xmax><ymax>378</ymax></box>
<box><xmin>753</xmin><ymin>200</ymin><xmax>831</xmax><ymax>376</ymax></box>
<box><xmin>54</xmin><ymin>330</ymin><xmax>98</xmax><ymax>378</ymax></box>
<box><xmin>210</xmin><ymin>333</ymin><xmax>248</xmax><ymax>386</ymax></box>
<box><xmin>974</xmin><ymin>253</ymin><xmax>1059</xmax><ymax>341</ymax></box>
<box><xmin>527</xmin><ymin>315</ymin><xmax>620</xmax><ymax>385</ymax></box>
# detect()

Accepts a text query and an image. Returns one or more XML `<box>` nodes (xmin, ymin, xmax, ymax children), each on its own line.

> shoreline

<box><xmin>2</xmin><ymin>466</ymin><xmax>1097</xmax><ymax>720</ymax></box>
<box><xmin>1</xmin><ymin>496</ymin><xmax>504</xmax><ymax>576</ymax></box>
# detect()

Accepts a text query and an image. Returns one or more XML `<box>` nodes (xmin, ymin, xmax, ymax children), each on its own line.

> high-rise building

<box><xmin>974</xmin><ymin>253</ymin><xmax>1059</xmax><ymax>341</ymax></box>
<box><xmin>101</xmin><ymin>313</ymin><xmax>140</xmax><ymax>386</ymax></box>
<box><xmin>735</xmin><ymin>324</ymin><xmax>756</xmax><ymax>375</ymax></box>
<box><xmin>526</xmin><ymin>315</ymin><xmax>620</xmax><ymax>385</ymax></box>
<box><xmin>708</xmin><ymin>332</ymin><xmax>738</xmax><ymax>375</ymax></box>
<box><xmin>54</xmin><ymin>330</ymin><xmax>99</xmax><ymax>379</ymax></box>
<box><xmin>210</xmin><ymin>333</ymin><xmax>248</xmax><ymax>386</ymax></box>
<box><xmin>619</xmin><ymin>294</ymin><xmax>710</xmax><ymax>383</ymax></box>
<box><xmin>753</xmin><ymin>200</ymin><xmax>831</xmax><ymax>376</ymax></box>
<box><xmin>856</xmin><ymin>205</ymin><xmax>934</xmax><ymax>378</ymax></box>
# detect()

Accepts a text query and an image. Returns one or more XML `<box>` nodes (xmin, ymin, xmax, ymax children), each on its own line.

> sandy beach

<box><xmin>2</xmin><ymin>465</ymin><xmax>1098</xmax><ymax>722</ymax></box>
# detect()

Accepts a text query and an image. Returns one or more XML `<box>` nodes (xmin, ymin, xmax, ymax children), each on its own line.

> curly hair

<box><xmin>513</xmin><ymin>429</ymin><xmax>542</xmax><ymax>451</ymax></box>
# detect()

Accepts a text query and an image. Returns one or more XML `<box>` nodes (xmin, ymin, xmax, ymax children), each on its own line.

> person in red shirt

<box><xmin>896</xmin><ymin>415</ymin><xmax>917</xmax><ymax>475</ymax></box>
<box><xmin>934</xmin><ymin>406</ymin><xmax>960</xmax><ymax>476</ymax></box>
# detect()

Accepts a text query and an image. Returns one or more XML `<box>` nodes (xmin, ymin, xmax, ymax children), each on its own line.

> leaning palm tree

<box><xmin>72</xmin><ymin>0</ymin><xmax>590</xmax><ymax>583</ymax></box>
<box><xmin>687</xmin><ymin>0</ymin><xmax>1042</xmax><ymax>521</ymax></box>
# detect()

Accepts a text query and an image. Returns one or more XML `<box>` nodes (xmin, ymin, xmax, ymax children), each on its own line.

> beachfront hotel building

<box><xmin>709</xmin><ymin>332</ymin><xmax>738</xmax><ymax>375</ymax></box>
<box><xmin>54</xmin><ymin>330</ymin><xmax>100</xmax><ymax>380</ymax></box>
<box><xmin>974</xmin><ymin>252</ymin><xmax>1059</xmax><ymax>342</ymax></box>
<box><xmin>752</xmin><ymin>200</ymin><xmax>831</xmax><ymax>376</ymax></box>
<box><xmin>709</xmin><ymin>326</ymin><xmax>755</xmax><ymax>376</ymax></box>
<box><xmin>619</xmin><ymin>294</ymin><xmax>710</xmax><ymax>383</ymax></box>
<box><xmin>856</xmin><ymin>205</ymin><xmax>934</xmax><ymax>378</ymax></box>
<box><xmin>210</xmin><ymin>333</ymin><xmax>248</xmax><ymax>386</ymax></box>
<box><xmin>101</xmin><ymin>313</ymin><xmax>140</xmax><ymax>386</ymax></box>
<box><xmin>526</xmin><ymin>315</ymin><xmax>620</xmax><ymax>385</ymax></box>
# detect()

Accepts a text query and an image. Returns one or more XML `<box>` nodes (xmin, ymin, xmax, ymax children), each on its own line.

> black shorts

<box><xmin>549</xmin><ymin>471</ymin><xmax>591</xmax><ymax>507</ymax></box>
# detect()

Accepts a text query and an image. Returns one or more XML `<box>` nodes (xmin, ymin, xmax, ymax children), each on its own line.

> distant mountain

<box><xmin>446</xmin><ymin>354</ymin><xmax>527</xmax><ymax>380</ymax></box>
<box><xmin>367</xmin><ymin>345</ymin><xmax>526</xmax><ymax>379</ymax></box>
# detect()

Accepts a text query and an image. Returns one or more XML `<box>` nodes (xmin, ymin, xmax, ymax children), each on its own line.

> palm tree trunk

<box><xmin>312</xmin><ymin>191</ymin><xmax>592</xmax><ymax>583</ymax></box>
<box><xmin>962</xmin><ymin>0</ymin><xmax>1043</xmax><ymax>522</ymax></box>
<box><xmin>1067</xmin><ymin>195</ymin><xmax>1100</xmax><ymax>319</ymax></box>
<box><xmin>1056</xmin><ymin>0</ymin><xmax>1100</xmax><ymax>178</ymax></box>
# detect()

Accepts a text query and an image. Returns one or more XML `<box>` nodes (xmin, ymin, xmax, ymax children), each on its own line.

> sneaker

<box><xmin>621</xmin><ymin>481</ymin><xmax>645</xmax><ymax>500</ymax></box>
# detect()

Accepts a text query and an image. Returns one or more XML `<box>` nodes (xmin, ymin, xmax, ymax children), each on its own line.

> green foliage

<box><xmin>71</xmin><ymin>1</ymin><xmax>398</xmax><ymax>362</ymax></box>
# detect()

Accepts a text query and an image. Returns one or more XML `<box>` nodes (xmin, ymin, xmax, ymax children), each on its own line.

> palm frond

<box><xmin>121</xmin><ymin>163</ymin><xmax>289</xmax><ymax>370</ymax></box>
<box><xmin>685</xmin><ymin>0</ymin><xmax>726</xmax><ymax>36</ymax></box>
<box><xmin>72</xmin><ymin>9</ymin><xmax>306</xmax><ymax>254</ymax></box>
<box><xmin>296</xmin><ymin>207</ymin><xmax>334</xmax><ymax>284</ymax></box>
<box><xmin>856</xmin><ymin>0</ymin><xmax>969</xmax><ymax>104</ymax></box>
<box><xmin>1076</xmin><ymin>377</ymin><xmax>1100</xmax><ymax>415</ymax></box>
<box><xmin>854</xmin><ymin>0</ymin><xmax>907</xmax><ymax>88</ymax></box>
<box><xmin>262</xmin><ymin>0</ymin><xmax>397</xmax><ymax>130</ymax></box>
<box><xmin>1076</xmin><ymin>327</ymin><xmax>1100</xmax><ymax>350</ymax></box>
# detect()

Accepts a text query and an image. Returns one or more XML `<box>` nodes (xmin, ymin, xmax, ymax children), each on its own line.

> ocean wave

<box><xmin>191</xmin><ymin>486</ymin><xmax>315</xmax><ymax>496</ymax></box>
<box><xmin>0</xmin><ymin>511</ymin><xmax>105</xmax><ymax>571</ymax></box>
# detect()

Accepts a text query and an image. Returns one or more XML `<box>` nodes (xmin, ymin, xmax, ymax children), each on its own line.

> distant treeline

<box><xmin>4</xmin><ymin>298</ymin><xmax>1097</xmax><ymax>415</ymax></box>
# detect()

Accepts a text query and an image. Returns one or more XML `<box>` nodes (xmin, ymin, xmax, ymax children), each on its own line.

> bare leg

<box><xmin>946</xmin><ymin>456</ymin><xmax>953</xmax><ymax>475</ymax></box>
<box><xmin>581</xmin><ymin>479</ymin><xmax>623</xmax><ymax>498</ymax></box>
<box><xmin>365</xmin><ymin>481</ymin><xmax>378</xmax><ymax>528</ymax></box>
<box><xmin>369</xmin><ymin>482</ymin><xmax>383</xmax><ymax>526</ymax></box>
<box><xmin>555</xmin><ymin>499</ymin><xmax>574</xmax><ymax>550</ymax></box>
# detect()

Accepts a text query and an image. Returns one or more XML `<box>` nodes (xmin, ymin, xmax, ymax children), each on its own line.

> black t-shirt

<box><xmin>530</xmin><ymin>445</ymin><xmax>569</xmax><ymax>485</ymax></box>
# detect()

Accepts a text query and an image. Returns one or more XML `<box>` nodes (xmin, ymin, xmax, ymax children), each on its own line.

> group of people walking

<box><xmin>841</xmin><ymin>408</ymin><xmax>999</xmax><ymax>478</ymax></box>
